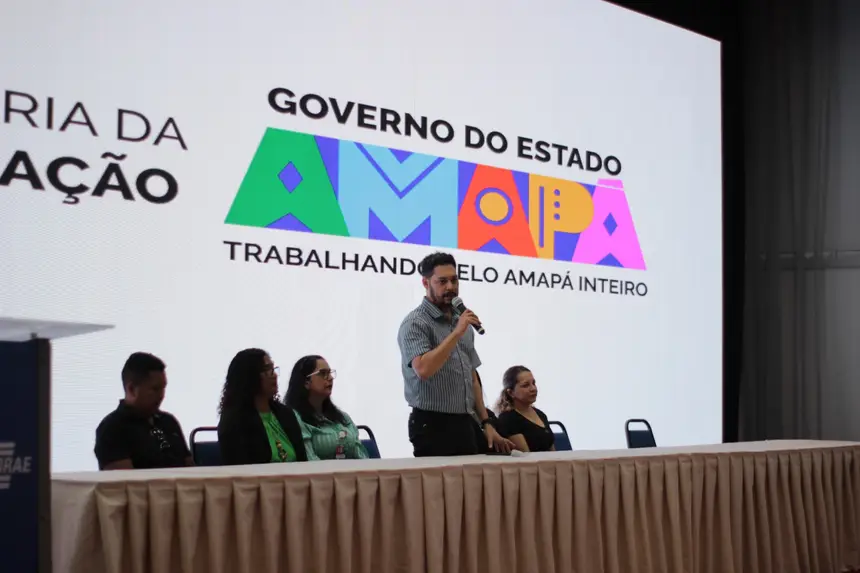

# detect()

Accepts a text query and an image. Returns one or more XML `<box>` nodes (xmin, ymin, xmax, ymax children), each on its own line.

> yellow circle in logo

<box><xmin>479</xmin><ymin>191</ymin><xmax>510</xmax><ymax>222</ymax></box>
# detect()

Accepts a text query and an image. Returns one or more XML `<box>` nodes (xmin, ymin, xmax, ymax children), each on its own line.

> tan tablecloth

<box><xmin>51</xmin><ymin>440</ymin><xmax>860</xmax><ymax>573</ymax></box>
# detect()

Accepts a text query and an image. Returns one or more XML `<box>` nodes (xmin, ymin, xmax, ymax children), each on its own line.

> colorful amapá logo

<box><xmin>226</xmin><ymin>128</ymin><xmax>646</xmax><ymax>269</ymax></box>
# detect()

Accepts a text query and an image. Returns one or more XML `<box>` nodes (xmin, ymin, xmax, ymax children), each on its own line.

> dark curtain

<box><xmin>609</xmin><ymin>0</ymin><xmax>860</xmax><ymax>442</ymax></box>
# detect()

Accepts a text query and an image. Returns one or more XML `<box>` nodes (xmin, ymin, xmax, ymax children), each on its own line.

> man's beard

<box><xmin>432</xmin><ymin>291</ymin><xmax>455</xmax><ymax>308</ymax></box>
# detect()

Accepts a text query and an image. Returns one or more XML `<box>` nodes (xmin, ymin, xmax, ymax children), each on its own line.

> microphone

<box><xmin>451</xmin><ymin>296</ymin><xmax>485</xmax><ymax>335</ymax></box>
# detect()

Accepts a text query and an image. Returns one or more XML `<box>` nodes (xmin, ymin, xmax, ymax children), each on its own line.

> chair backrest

<box><xmin>625</xmin><ymin>419</ymin><xmax>656</xmax><ymax>448</ymax></box>
<box><xmin>190</xmin><ymin>426</ymin><xmax>222</xmax><ymax>466</ymax></box>
<box><xmin>356</xmin><ymin>425</ymin><xmax>381</xmax><ymax>459</ymax></box>
<box><xmin>548</xmin><ymin>420</ymin><xmax>572</xmax><ymax>451</ymax></box>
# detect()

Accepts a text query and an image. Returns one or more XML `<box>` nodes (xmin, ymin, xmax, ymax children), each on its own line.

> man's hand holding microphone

<box><xmin>454</xmin><ymin>309</ymin><xmax>482</xmax><ymax>336</ymax></box>
<box><xmin>452</xmin><ymin>296</ymin><xmax>485</xmax><ymax>336</ymax></box>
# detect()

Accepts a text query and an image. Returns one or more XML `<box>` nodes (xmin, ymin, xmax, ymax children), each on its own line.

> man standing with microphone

<box><xmin>397</xmin><ymin>252</ymin><xmax>514</xmax><ymax>456</ymax></box>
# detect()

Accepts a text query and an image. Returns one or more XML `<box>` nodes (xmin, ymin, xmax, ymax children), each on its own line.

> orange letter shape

<box><xmin>458</xmin><ymin>165</ymin><xmax>537</xmax><ymax>257</ymax></box>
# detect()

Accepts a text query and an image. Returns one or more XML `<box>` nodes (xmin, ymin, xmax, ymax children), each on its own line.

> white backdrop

<box><xmin>0</xmin><ymin>0</ymin><xmax>722</xmax><ymax>471</ymax></box>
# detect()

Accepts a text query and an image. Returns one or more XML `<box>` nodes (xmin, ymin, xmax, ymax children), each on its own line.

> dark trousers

<box><xmin>408</xmin><ymin>408</ymin><xmax>487</xmax><ymax>457</ymax></box>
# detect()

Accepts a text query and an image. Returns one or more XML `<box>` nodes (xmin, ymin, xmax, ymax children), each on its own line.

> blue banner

<box><xmin>0</xmin><ymin>340</ymin><xmax>42</xmax><ymax>573</ymax></box>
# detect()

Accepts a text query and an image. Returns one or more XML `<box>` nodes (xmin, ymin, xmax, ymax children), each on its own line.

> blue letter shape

<box><xmin>337</xmin><ymin>141</ymin><xmax>458</xmax><ymax>246</ymax></box>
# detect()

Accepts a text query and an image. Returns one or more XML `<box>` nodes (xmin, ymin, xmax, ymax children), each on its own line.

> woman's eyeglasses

<box><xmin>309</xmin><ymin>369</ymin><xmax>336</xmax><ymax>380</ymax></box>
<box><xmin>263</xmin><ymin>366</ymin><xmax>280</xmax><ymax>376</ymax></box>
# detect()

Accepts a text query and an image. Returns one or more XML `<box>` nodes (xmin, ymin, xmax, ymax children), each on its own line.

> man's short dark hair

<box><xmin>418</xmin><ymin>252</ymin><xmax>457</xmax><ymax>278</ymax></box>
<box><xmin>121</xmin><ymin>352</ymin><xmax>166</xmax><ymax>388</ymax></box>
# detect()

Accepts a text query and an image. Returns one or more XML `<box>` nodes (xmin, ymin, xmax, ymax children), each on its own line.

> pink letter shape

<box><xmin>571</xmin><ymin>179</ymin><xmax>646</xmax><ymax>270</ymax></box>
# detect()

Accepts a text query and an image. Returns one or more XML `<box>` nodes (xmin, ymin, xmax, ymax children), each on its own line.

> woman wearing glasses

<box><xmin>217</xmin><ymin>348</ymin><xmax>310</xmax><ymax>465</ymax></box>
<box><xmin>284</xmin><ymin>355</ymin><xmax>368</xmax><ymax>460</ymax></box>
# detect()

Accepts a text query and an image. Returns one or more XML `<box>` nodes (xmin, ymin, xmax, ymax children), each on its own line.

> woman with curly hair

<box><xmin>283</xmin><ymin>355</ymin><xmax>367</xmax><ymax>460</ymax></box>
<box><xmin>494</xmin><ymin>365</ymin><xmax>555</xmax><ymax>453</ymax></box>
<box><xmin>217</xmin><ymin>348</ymin><xmax>309</xmax><ymax>465</ymax></box>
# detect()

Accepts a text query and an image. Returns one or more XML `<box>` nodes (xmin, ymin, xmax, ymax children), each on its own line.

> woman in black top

<box><xmin>494</xmin><ymin>366</ymin><xmax>555</xmax><ymax>453</ymax></box>
<box><xmin>217</xmin><ymin>348</ymin><xmax>309</xmax><ymax>465</ymax></box>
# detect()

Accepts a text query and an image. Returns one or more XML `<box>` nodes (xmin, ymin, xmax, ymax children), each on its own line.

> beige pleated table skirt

<box><xmin>51</xmin><ymin>440</ymin><xmax>860</xmax><ymax>573</ymax></box>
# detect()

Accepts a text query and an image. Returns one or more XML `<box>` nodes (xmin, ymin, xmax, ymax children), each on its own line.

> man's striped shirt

<box><xmin>397</xmin><ymin>298</ymin><xmax>481</xmax><ymax>414</ymax></box>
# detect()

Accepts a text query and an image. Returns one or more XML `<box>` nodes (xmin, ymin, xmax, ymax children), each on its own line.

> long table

<box><xmin>52</xmin><ymin>440</ymin><xmax>860</xmax><ymax>573</ymax></box>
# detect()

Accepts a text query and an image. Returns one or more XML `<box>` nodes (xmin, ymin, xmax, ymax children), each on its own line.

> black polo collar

<box><xmin>116</xmin><ymin>399</ymin><xmax>161</xmax><ymax>421</ymax></box>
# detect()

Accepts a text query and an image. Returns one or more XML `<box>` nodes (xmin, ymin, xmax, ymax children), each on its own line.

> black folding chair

<box><xmin>625</xmin><ymin>419</ymin><xmax>656</xmax><ymax>448</ymax></box>
<box><xmin>357</xmin><ymin>425</ymin><xmax>381</xmax><ymax>459</ymax></box>
<box><xmin>549</xmin><ymin>420</ymin><xmax>572</xmax><ymax>451</ymax></box>
<box><xmin>190</xmin><ymin>426</ymin><xmax>222</xmax><ymax>466</ymax></box>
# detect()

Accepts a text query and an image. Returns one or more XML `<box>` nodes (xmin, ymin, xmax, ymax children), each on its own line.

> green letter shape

<box><xmin>225</xmin><ymin>128</ymin><xmax>348</xmax><ymax>235</ymax></box>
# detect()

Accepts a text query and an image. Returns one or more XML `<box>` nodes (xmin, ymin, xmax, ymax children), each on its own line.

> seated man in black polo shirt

<box><xmin>94</xmin><ymin>352</ymin><xmax>193</xmax><ymax>470</ymax></box>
